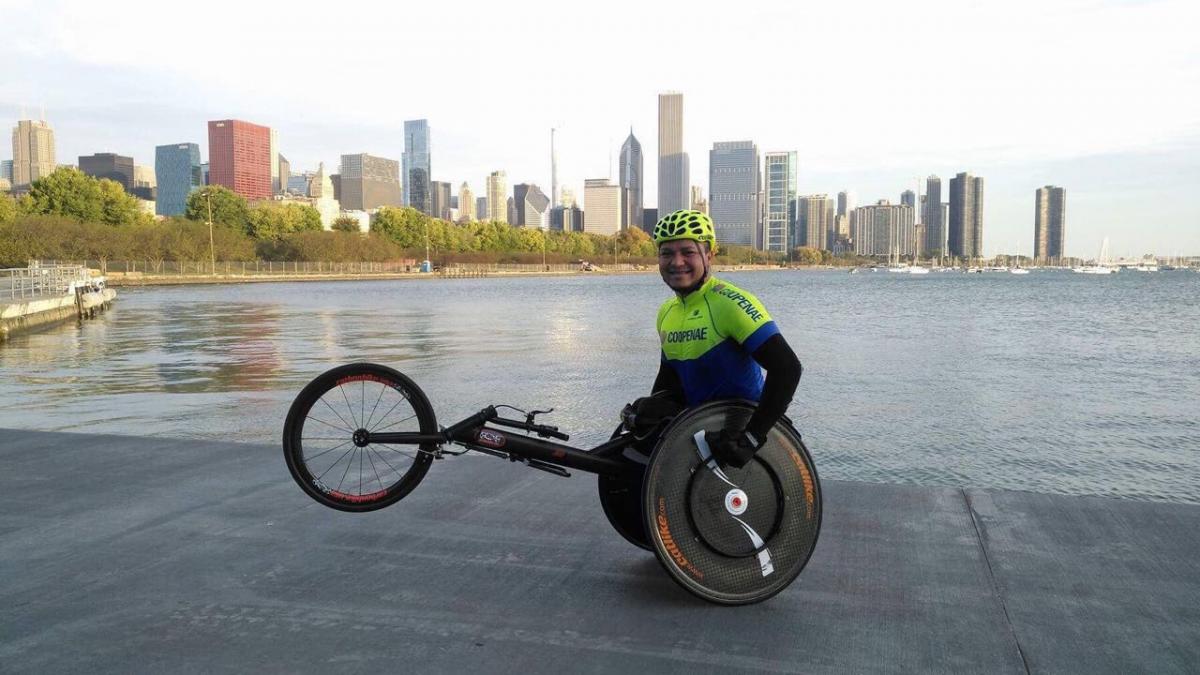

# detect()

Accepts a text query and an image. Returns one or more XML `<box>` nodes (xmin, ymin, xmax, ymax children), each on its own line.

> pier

<box><xmin>0</xmin><ymin>265</ymin><xmax>116</xmax><ymax>342</ymax></box>
<box><xmin>1</xmin><ymin>428</ymin><xmax>1196</xmax><ymax>673</ymax></box>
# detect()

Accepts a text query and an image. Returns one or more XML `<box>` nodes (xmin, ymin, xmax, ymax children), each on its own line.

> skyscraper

<box><xmin>922</xmin><ymin>176</ymin><xmax>943</xmax><ymax>255</ymax></box>
<box><xmin>476</xmin><ymin>196</ymin><xmax>488</xmax><ymax>221</ymax></box>
<box><xmin>764</xmin><ymin>152</ymin><xmax>798</xmax><ymax>253</ymax></box>
<box><xmin>1034</xmin><ymin>185</ymin><xmax>1067</xmax><ymax>263</ymax></box>
<box><xmin>487</xmin><ymin>170</ymin><xmax>507</xmax><ymax>223</ymax></box>
<box><xmin>154</xmin><ymin>143</ymin><xmax>202</xmax><ymax>216</ymax></box>
<box><xmin>269</xmin><ymin>129</ymin><xmax>279</xmax><ymax>195</ymax></box>
<box><xmin>620</xmin><ymin>130</ymin><xmax>643</xmax><ymax>231</ymax></box>
<box><xmin>431</xmin><ymin>181</ymin><xmax>452</xmax><ymax>220</ymax></box>
<box><xmin>154</xmin><ymin>142</ymin><xmax>201</xmax><ymax>213</ymax></box>
<box><xmin>525</xmin><ymin>185</ymin><xmax>551</xmax><ymax>231</ymax></box>
<box><xmin>0</xmin><ymin>159</ymin><xmax>13</xmax><ymax>191</ymax></box>
<box><xmin>207</xmin><ymin>119</ymin><xmax>272</xmax><ymax>200</ymax></box>
<box><xmin>11</xmin><ymin>119</ymin><xmax>56</xmax><ymax>189</ymax></box>
<box><xmin>709</xmin><ymin>141</ymin><xmax>760</xmax><ymax>248</ymax></box>
<box><xmin>278</xmin><ymin>155</ymin><xmax>290</xmax><ymax>195</ymax></box>
<box><xmin>851</xmin><ymin>201</ymin><xmax>917</xmax><ymax>256</ymax></box>
<box><xmin>78</xmin><ymin>153</ymin><xmax>135</xmax><ymax>191</ymax></box>
<box><xmin>797</xmin><ymin>195</ymin><xmax>832</xmax><ymax>251</ymax></box>
<box><xmin>690</xmin><ymin>185</ymin><xmax>708</xmax><ymax>214</ymax></box>
<box><xmin>948</xmin><ymin>172</ymin><xmax>984</xmax><ymax>259</ymax></box>
<box><xmin>403</xmin><ymin>119</ymin><xmax>431</xmax><ymax>214</ymax></box>
<box><xmin>339</xmin><ymin>153</ymin><xmax>401</xmax><ymax>211</ymax></box>
<box><xmin>459</xmin><ymin>183</ymin><xmax>475</xmax><ymax>221</ymax></box>
<box><xmin>657</xmin><ymin>92</ymin><xmax>689</xmax><ymax>214</ymax></box>
<box><xmin>901</xmin><ymin>190</ymin><xmax>916</xmax><ymax>210</ymax></box>
<box><xmin>836</xmin><ymin>190</ymin><xmax>854</xmax><ymax>218</ymax></box>
<box><xmin>583</xmin><ymin>178</ymin><xmax>622</xmax><ymax>235</ymax></box>
<box><xmin>512</xmin><ymin>183</ymin><xmax>532</xmax><ymax>226</ymax></box>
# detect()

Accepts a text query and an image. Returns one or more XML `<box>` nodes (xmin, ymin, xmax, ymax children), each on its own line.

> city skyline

<box><xmin>1</xmin><ymin>0</ymin><xmax>1197</xmax><ymax>256</ymax></box>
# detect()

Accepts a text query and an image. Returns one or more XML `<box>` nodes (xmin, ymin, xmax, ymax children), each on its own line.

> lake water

<box><xmin>3</xmin><ymin>270</ymin><xmax>1198</xmax><ymax>503</ymax></box>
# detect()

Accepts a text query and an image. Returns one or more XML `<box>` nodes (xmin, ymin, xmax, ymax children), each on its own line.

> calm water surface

<box><xmin>3</xmin><ymin>270</ymin><xmax>1198</xmax><ymax>503</ymax></box>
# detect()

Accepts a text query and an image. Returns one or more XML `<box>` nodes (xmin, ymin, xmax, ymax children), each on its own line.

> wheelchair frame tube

<box><xmin>371</xmin><ymin>426</ymin><xmax>640</xmax><ymax>477</ymax></box>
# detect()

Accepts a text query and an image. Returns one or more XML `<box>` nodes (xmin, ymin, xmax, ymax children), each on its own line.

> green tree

<box><xmin>98</xmin><ymin>179</ymin><xmax>146</xmax><ymax>226</ymax></box>
<box><xmin>0</xmin><ymin>193</ymin><xmax>16</xmax><ymax>225</ymax></box>
<box><xmin>22</xmin><ymin>168</ymin><xmax>146</xmax><ymax>226</ymax></box>
<box><xmin>184</xmin><ymin>185</ymin><xmax>250</xmax><ymax>232</ymax></box>
<box><xmin>371</xmin><ymin>206</ymin><xmax>429</xmax><ymax>248</ymax></box>
<box><xmin>793</xmin><ymin>246</ymin><xmax>822</xmax><ymax>265</ymax></box>
<box><xmin>246</xmin><ymin>202</ymin><xmax>323</xmax><ymax>239</ymax></box>
<box><xmin>25</xmin><ymin>168</ymin><xmax>105</xmax><ymax>223</ymax></box>
<box><xmin>331</xmin><ymin>215</ymin><xmax>361</xmax><ymax>232</ymax></box>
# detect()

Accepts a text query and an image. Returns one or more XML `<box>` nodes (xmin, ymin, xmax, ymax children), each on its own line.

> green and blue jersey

<box><xmin>656</xmin><ymin>276</ymin><xmax>780</xmax><ymax>406</ymax></box>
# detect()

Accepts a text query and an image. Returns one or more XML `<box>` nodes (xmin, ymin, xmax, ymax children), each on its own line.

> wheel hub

<box><xmin>352</xmin><ymin>428</ymin><xmax>370</xmax><ymax>447</ymax></box>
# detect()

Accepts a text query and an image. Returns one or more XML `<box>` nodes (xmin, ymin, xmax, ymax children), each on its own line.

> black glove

<box><xmin>621</xmin><ymin>394</ymin><xmax>683</xmax><ymax>437</ymax></box>
<box><xmin>704</xmin><ymin>428</ymin><xmax>765</xmax><ymax>469</ymax></box>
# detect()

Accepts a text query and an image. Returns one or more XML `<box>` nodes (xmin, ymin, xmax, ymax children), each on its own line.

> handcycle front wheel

<box><xmin>283</xmin><ymin>362</ymin><xmax>439</xmax><ymax>512</ymax></box>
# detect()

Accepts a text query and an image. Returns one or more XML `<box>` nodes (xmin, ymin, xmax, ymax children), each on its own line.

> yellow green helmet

<box><xmin>653</xmin><ymin>209</ymin><xmax>718</xmax><ymax>253</ymax></box>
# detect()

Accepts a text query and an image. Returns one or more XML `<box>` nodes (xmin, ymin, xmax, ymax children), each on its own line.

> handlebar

<box><xmin>490</xmin><ymin>415</ymin><xmax>570</xmax><ymax>441</ymax></box>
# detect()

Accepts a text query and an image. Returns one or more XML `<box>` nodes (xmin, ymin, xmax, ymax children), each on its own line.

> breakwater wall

<box><xmin>0</xmin><ymin>288</ymin><xmax>116</xmax><ymax>343</ymax></box>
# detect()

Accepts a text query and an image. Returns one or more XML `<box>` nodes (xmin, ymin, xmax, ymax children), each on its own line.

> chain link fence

<box><xmin>61</xmin><ymin>260</ymin><xmax>653</xmax><ymax>278</ymax></box>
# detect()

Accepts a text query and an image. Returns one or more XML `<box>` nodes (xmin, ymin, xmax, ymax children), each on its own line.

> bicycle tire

<box><xmin>643</xmin><ymin>400</ymin><xmax>822</xmax><ymax>605</ymax></box>
<box><xmin>283</xmin><ymin>362</ymin><xmax>438</xmax><ymax>512</ymax></box>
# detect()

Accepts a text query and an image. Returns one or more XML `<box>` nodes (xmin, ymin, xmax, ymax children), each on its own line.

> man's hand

<box><xmin>704</xmin><ymin>428</ymin><xmax>765</xmax><ymax>469</ymax></box>
<box><xmin>622</xmin><ymin>394</ymin><xmax>683</xmax><ymax>436</ymax></box>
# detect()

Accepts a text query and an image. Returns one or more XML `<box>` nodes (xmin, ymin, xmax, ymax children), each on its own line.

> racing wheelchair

<box><xmin>283</xmin><ymin>362</ymin><xmax>822</xmax><ymax>605</ymax></box>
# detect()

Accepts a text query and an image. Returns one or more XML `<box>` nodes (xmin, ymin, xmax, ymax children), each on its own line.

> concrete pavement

<box><xmin>1</xmin><ymin>429</ymin><xmax>1196</xmax><ymax>673</ymax></box>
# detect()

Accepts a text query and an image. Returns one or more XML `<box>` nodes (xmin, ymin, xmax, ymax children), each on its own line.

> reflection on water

<box><xmin>2</xmin><ymin>272</ymin><xmax>1199</xmax><ymax>504</ymax></box>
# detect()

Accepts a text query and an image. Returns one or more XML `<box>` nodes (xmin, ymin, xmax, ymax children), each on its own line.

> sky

<box><xmin>2</xmin><ymin>0</ymin><xmax>1197</xmax><ymax>258</ymax></box>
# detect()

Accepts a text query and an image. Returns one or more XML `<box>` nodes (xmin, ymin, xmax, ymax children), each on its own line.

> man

<box><xmin>638</xmin><ymin>209</ymin><xmax>802</xmax><ymax>469</ymax></box>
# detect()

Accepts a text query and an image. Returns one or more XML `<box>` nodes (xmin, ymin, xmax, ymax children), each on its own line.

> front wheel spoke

<box><xmin>369</xmin><ymin>446</ymin><xmax>405</xmax><ymax>477</ymax></box>
<box><xmin>319</xmin><ymin>397</ymin><xmax>356</xmax><ymax>433</ymax></box>
<box><xmin>374</xmin><ymin>442</ymin><xmax>420</xmax><ymax>461</ymax></box>
<box><xmin>305</xmin><ymin>415</ymin><xmax>354</xmax><ymax>434</ymax></box>
<box><xmin>363</xmin><ymin>383</ymin><xmax>388</xmax><ymax>429</ymax></box>
<box><xmin>336</xmin><ymin>448</ymin><xmax>357</xmax><ymax>492</ymax></box>
<box><xmin>371</xmin><ymin>413</ymin><xmax>419</xmax><ymax>434</ymax></box>
<box><xmin>367</xmin><ymin>396</ymin><xmax>408</xmax><ymax>432</ymax></box>
<box><xmin>339</xmin><ymin>385</ymin><xmax>360</xmax><ymax>429</ymax></box>
<box><xmin>315</xmin><ymin>444</ymin><xmax>357</xmax><ymax>482</ymax></box>
<box><xmin>364</xmin><ymin>448</ymin><xmax>386</xmax><ymax>492</ymax></box>
<box><xmin>304</xmin><ymin>439</ymin><xmax>353</xmax><ymax>463</ymax></box>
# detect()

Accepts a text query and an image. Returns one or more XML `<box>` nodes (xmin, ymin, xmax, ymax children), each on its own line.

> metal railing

<box><xmin>1</xmin><ymin>265</ymin><xmax>91</xmax><ymax>301</ymax></box>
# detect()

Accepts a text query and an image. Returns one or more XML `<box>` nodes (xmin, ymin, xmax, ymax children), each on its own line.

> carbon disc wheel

<box><xmin>283</xmin><ymin>363</ymin><xmax>438</xmax><ymax>512</ymax></box>
<box><xmin>643</xmin><ymin>401</ymin><xmax>822</xmax><ymax>605</ymax></box>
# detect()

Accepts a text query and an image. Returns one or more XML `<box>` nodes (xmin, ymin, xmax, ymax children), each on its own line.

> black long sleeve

<box><xmin>745</xmin><ymin>334</ymin><xmax>802</xmax><ymax>440</ymax></box>
<box><xmin>651</xmin><ymin>360</ymin><xmax>686</xmax><ymax>404</ymax></box>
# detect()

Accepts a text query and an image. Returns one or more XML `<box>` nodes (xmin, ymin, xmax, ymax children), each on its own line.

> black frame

<box><xmin>371</xmin><ymin>405</ymin><xmax>642</xmax><ymax>479</ymax></box>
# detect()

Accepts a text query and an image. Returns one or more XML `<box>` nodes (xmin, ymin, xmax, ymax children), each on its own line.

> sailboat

<box><xmin>1009</xmin><ymin>245</ymin><xmax>1029</xmax><ymax>274</ymax></box>
<box><xmin>885</xmin><ymin>243</ymin><xmax>929</xmax><ymax>274</ymax></box>
<box><xmin>1073</xmin><ymin>238</ymin><xmax>1118</xmax><ymax>274</ymax></box>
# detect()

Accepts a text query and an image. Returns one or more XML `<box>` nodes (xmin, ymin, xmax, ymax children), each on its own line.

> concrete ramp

<box><xmin>0</xmin><ymin>429</ymin><xmax>1196</xmax><ymax>673</ymax></box>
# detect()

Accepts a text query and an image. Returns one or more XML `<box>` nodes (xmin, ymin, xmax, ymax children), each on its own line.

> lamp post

<box><xmin>201</xmin><ymin>190</ymin><xmax>216</xmax><ymax>276</ymax></box>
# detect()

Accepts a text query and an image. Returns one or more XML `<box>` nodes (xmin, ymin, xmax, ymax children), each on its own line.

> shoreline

<box><xmin>103</xmin><ymin>264</ymin><xmax>808</xmax><ymax>287</ymax></box>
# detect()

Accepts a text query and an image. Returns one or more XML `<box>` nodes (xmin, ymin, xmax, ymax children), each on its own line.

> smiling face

<box><xmin>658</xmin><ymin>239</ymin><xmax>712</xmax><ymax>293</ymax></box>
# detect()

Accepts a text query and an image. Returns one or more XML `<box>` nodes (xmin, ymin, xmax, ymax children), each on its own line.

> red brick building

<box><xmin>207</xmin><ymin>119</ymin><xmax>271</xmax><ymax>200</ymax></box>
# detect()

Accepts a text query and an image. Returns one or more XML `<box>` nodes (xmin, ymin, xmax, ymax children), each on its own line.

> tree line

<box><xmin>1</xmin><ymin>167</ymin><xmax>853</xmax><ymax>269</ymax></box>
